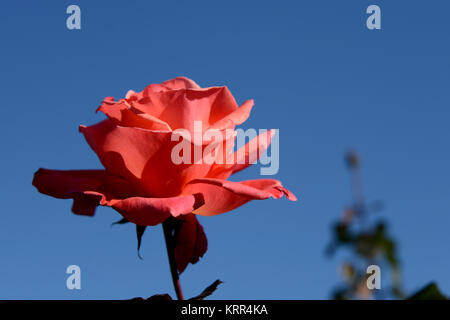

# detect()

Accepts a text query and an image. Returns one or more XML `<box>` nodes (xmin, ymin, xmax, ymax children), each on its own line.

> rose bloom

<box><xmin>33</xmin><ymin>77</ymin><xmax>296</xmax><ymax>272</ymax></box>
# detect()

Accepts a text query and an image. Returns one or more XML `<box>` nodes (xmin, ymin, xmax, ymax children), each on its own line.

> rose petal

<box><xmin>79</xmin><ymin>119</ymin><xmax>171</xmax><ymax>181</ymax></box>
<box><xmin>80</xmin><ymin>119</ymin><xmax>223</xmax><ymax>197</ymax></box>
<box><xmin>210</xmin><ymin>99</ymin><xmax>254</xmax><ymax>130</ymax></box>
<box><xmin>183</xmin><ymin>178</ymin><xmax>297</xmax><ymax>216</ymax></box>
<box><xmin>99</xmin><ymin>78</ymin><xmax>252</xmax><ymax>136</ymax></box>
<box><xmin>160</xmin><ymin>77</ymin><xmax>201</xmax><ymax>90</ymax></box>
<box><xmin>95</xmin><ymin>193</ymin><xmax>205</xmax><ymax>226</ymax></box>
<box><xmin>97</xmin><ymin>99</ymin><xmax>172</xmax><ymax>131</ymax></box>
<box><xmin>96</xmin><ymin>98</ymin><xmax>128</xmax><ymax>122</ymax></box>
<box><xmin>32</xmin><ymin>168</ymin><xmax>205</xmax><ymax>225</ymax></box>
<box><xmin>125</xmin><ymin>77</ymin><xmax>201</xmax><ymax>101</ymax></box>
<box><xmin>32</xmin><ymin>169</ymin><xmax>132</xmax><ymax>216</ymax></box>
<box><xmin>206</xmin><ymin>129</ymin><xmax>274</xmax><ymax>179</ymax></box>
<box><xmin>131</xmin><ymin>86</ymin><xmax>239</xmax><ymax>134</ymax></box>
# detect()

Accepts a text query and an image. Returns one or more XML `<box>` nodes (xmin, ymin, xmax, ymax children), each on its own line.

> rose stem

<box><xmin>162</xmin><ymin>220</ymin><xmax>184</xmax><ymax>300</ymax></box>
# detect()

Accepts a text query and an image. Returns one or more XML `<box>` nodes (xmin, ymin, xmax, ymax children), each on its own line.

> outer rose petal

<box><xmin>32</xmin><ymin>169</ymin><xmax>133</xmax><ymax>216</ymax></box>
<box><xmin>174</xmin><ymin>214</ymin><xmax>208</xmax><ymax>274</ymax></box>
<box><xmin>97</xmin><ymin>97</ymin><xmax>127</xmax><ymax>122</ymax></box>
<box><xmin>79</xmin><ymin>119</ymin><xmax>172</xmax><ymax>183</ymax></box>
<box><xmin>94</xmin><ymin>193</ymin><xmax>205</xmax><ymax>226</ymax></box>
<box><xmin>182</xmin><ymin>178</ymin><xmax>297</xmax><ymax>216</ymax></box>
<box><xmin>32</xmin><ymin>168</ymin><xmax>205</xmax><ymax>226</ymax></box>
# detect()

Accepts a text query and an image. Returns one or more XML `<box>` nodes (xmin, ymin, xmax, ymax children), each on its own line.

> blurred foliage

<box><xmin>327</xmin><ymin>216</ymin><xmax>404</xmax><ymax>299</ymax></box>
<box><xmin>326</xmin><ymin>151</ymin><xmax>404</xmax><ymax>299</ymax></box>
<box><xmin>327</xmin><ymin>150</ymin><xmax>447</xmax><ymax>300</ymax></box>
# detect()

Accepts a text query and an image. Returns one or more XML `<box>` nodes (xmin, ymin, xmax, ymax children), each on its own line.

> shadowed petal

<box><xmin>32</xmin><ymin>168</ymin><xmax>132</xmax><ymax>216</ymax></box>
<box><xmin>32</xmin><ymin>168</ymin><xmax>205</xmax><ymax>225</ymax></box>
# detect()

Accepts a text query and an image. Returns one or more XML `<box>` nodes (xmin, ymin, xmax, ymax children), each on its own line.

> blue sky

<box><xmin>0</xmin><ymin>0</ymin><xmax>449</xmax><ymax>299</ymax></box>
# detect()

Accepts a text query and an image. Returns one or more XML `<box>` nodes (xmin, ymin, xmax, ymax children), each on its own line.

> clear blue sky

<box><xmin>1</xmin><ymin>0</ymin><xmax>449</xmax><ymax>299</ymax></box>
